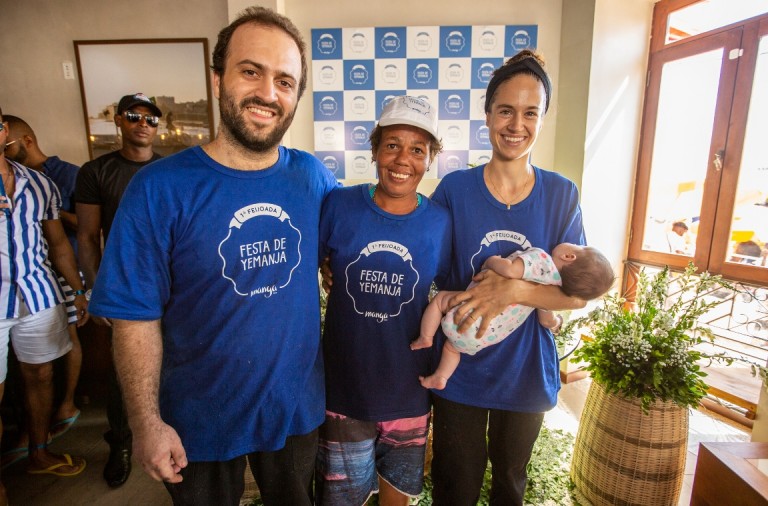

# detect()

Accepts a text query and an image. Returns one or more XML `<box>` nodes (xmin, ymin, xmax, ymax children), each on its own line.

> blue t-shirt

<box><xmin>431</xmin><ymin>165</ymin><xmax>585</xmax><ymax>412</ymax></box>
<box><xmin>320</xmin><ymin>185</ymin><xmax>451</xmax><ymax>421</ymax></box>
<box><xmin>89</xmin><ymin>146</ymin><xmax>339</xmax><ymax>461</ymax></box>
<box><xmin>42</xmin><ymin>156</ymin><xmax>79</xmax><ymax>254</ymax></box>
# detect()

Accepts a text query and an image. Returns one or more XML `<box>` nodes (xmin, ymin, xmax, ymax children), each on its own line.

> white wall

<box><xmin>580</xmin><ymin>0</ymin><xmax>652</xmax><ymax>276</ymax></box>
<box><xmin>0</xmin><ymin>0</ymin><xmax>228</xmax><ymax>166</ymax></box>
<box><xmin>554</xmin><ymin>0</ymin><xmax>653</xmax><ymax>282</ymax></box>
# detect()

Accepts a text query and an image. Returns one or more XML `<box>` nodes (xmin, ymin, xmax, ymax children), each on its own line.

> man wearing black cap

<box><xmin>74</xmin><ymin>92</ymin><xmax>162</xmax><ymax>488</ymax></box>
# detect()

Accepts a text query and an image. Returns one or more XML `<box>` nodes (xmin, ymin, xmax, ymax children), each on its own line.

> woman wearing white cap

<box><xmin>429</xmin><ymin>50</ymin><xmax>588</xmax><ymax>505</ymax></box>
<box><xmin>315</xmin><ymin>96</ymin><xmax>450</xmax><ymax>506</ymax></box>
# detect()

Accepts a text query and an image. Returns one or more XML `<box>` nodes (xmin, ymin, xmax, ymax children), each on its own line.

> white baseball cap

<box><xmin>378</xmin><ymin>96</ymin><xmax>439</xmax><ymax>140</ymax></box>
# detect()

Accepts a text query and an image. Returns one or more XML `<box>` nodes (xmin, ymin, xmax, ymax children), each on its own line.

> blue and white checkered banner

<box><xmin>311</xmin><ymin>25</ymin><xmax>538</xmax><ymax>179</ymax></box>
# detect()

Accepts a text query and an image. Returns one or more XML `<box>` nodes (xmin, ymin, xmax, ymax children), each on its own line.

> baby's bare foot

<box><xmin>419</xmin><ymin>374</ymin><xmax>448</xmax><ymax>390</ymax></box>
<box><xmin>410</xmin><ymin>335</ymin><xmax>433</xmax><ymax>350</ymax></box>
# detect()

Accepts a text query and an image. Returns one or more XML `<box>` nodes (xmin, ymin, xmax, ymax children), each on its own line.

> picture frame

<box><xmin>74</xmin><ymin>38</ymin><xmax>214</xmax><ymax>160</ymax></box>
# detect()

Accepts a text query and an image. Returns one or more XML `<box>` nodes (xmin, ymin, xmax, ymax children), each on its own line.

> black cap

<box><xmin>117</xmin><ymin>93</ymin><xmax>162</xmax><ymax>117</ymax></box>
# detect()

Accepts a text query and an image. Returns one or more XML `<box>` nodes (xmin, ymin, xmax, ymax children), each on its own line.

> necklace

<box><xmin>487</xmin><ymin>168</ymin><xmax>532</xmax><ymax>210</ymax></box>
<box><xmin>370</xmin><ymin>184</ymin><xmax>421</xmax><ymax>212</ymax></box>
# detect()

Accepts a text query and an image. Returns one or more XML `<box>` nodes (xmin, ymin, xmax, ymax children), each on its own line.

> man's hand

<box><xmin>73</xmin><ymin>294</ymin><xmax>90</xmax><ymax>327</ymax></box>
<box><xmin>133</xmin><ymin>419</ymin><xmax>188</xmax><ymax>484</ymax></box>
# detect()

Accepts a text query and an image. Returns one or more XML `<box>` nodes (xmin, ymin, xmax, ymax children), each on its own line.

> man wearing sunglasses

<box><xmin>74</xmin><ymin>92</ymin><xmax>162</xmax><ymax>489</ymax></box>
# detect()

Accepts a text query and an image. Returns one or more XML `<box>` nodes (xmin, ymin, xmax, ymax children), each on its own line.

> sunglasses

<box><xmin>123</xmin><ymin>111</ymin><xmax>159</xmax><ymax>128</ymax></box>
<box><xmin>4</xmin><ymin>139</ymin><xmax>18</xmax><ymax>152</ymax></box>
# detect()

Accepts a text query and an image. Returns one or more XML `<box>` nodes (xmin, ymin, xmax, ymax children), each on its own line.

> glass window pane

<box><xmin>726</xmin><ymin>35</ymin><xmax>768</xmax><ymax>268</ymax></box>
<box><xmin>642</xmin><ymin>49</ymin><xmax>723</xmax><ymax>256</ymax></box>
<box><xmin>667</xmin><ymin>0</ymin><xmax>768</xmax><ymax>44</ymax></box>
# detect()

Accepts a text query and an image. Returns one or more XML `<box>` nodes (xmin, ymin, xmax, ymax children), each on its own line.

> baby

<box><xmin>411</xmin><ymin>244</ymin><xmax>615</xmax><ymax>389</ymax></box>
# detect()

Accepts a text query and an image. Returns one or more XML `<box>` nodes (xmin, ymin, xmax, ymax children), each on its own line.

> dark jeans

<box><xmin>105</xmin><ymin>340</ymin><xmax>131</xmax><ymax>449</ymax></box>
<box><xmin>430</xmin><ymin>394</ymin><xmax>544</xmax><ymax>506</ymax></box>
<box><xmin>164</xmin><ymin>429</ymin><xmax>318</xmax><ymax>506</ymax></box>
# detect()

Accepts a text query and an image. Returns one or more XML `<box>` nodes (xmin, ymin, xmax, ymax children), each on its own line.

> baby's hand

<box><xmin>481</xmin><ymin>255</ymin><xmax>502</xmax><ymax>270</ymax></box>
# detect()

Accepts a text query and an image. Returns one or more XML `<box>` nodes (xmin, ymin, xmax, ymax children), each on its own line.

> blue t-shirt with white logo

<box><xmin>89</xmin><ymin>146</ymin><xmax>339</xmax><ymax>461</ymax></box>
<box><xmin>432</xmin><ymin>165</ymin><xmax>585</xmax><ymax>413</ymax></box>
<box><xmin>320</xmin><ymin>185</ymin><xmax>451</xmax><ymax>421</ymax></box>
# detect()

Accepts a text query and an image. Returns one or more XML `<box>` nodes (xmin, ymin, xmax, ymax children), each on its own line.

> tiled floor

<box><xmin>551</xmin><ymin>378</ymin><xmax>751</xmax><ymax>506</ymax></box>
<box><xmin>3</xmin><ymin>379</ymin><xmax>751</xmax><ymax>505</ymax></box>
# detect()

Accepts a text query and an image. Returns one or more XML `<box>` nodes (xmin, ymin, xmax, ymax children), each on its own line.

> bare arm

<box><xmin>76</xmin><ymin>203</ymin><xmax>102</xmax><ymax>289</ymax></box>
<box><xmin>449</xmin><ymin>270</ymin><xmax>585</xmax><ymax>336</ymax></box>
<box><xmin>42</xmin><ymin>219</ymin><xmax>88</xmax><ymax>326</ymax></box>
<box><xmin>59</xmin><ymin>209</ymin><xmax>78</xmax><ymax>233</ymax></box>
<box><xmin>76</xmin><ymin>203</ymin><xmax>112</xmax><ymax>326</ymax></box>
<box><xmin>112</xmin><ymin>319</ymin><xmax>187</xmax><ymax>483</ymax></box>
<box><xmin>482</xmin><ymin>255</ymin><xmax>524</xmax><ymax>280</ymax></box>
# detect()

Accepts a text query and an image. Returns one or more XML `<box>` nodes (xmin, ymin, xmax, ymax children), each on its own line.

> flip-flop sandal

<box><xmin>1</xmin><ymin>446</ymin><xmax>29</xmax><ymax>470</ymax></box>
<box><xmin>27</xmin><ymin>453</ymin><xmax>86</xmax><ymax>477</ymax></box>
<box><xmin>49</xmin><ymin>410</ymin><xmax>81</xmax><ymax>441</ymax></box>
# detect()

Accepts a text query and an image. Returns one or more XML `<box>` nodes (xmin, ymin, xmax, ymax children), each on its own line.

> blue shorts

<box><xmin>315</xmin><ymin>410</ymin><xmax>429</xmax><ymax>506</ymax></box>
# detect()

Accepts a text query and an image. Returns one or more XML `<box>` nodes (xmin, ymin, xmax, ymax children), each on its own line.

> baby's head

<box><xmin>551</xmin><ymin>243</ymin><xmax>615</xmax><ymax>300</ymax></box>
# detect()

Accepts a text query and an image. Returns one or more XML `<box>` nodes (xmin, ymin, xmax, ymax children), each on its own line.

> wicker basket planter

<box><xmin>570</xmin><ymin>381</ymin><xmax>689</xmax><ymax>506</ymax></box>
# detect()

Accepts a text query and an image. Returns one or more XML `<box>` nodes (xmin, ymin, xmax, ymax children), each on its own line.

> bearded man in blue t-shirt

<box><xmin>87</xmin><ymin>7</ymin><xmax>338</xmax><ymax>505</ymax></box>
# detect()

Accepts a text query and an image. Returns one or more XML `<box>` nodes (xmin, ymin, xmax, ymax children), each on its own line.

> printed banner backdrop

<box><xmin>311</xmin><ymin>25</ymin><xmax>538</xmax><ymax>180</ymax></box>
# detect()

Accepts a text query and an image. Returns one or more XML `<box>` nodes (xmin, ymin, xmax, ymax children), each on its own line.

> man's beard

<box><xmin>8</xmin><ymin>144</ymin><xmax>28</xmax><ymax>165</ymax></box>
<box><xmin>219</xmin><ymin>87</ymin><xmax>295</xmax><ymax>153</ymax></box>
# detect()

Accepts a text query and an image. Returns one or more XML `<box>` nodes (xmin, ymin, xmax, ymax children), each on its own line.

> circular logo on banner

<box><xmin>477</xmin><ymin>94</ymin><xmax>486</xmax><ymax>114</ymax></box>
<box><xmin>352</xmin><ymin>155</ymin><xmax>369</xmax><ymax>174</ymax></box>
<box><xmin>445</xmin><ymin>30</ymin><xmax>466</xmax><ymax>53</ymax></box>
<box><xmin>382</xmin><ymin>64</ymin><xmax>400</xmax><ymax>84</ymax></box>
<box><xmin>475</xmin><ymin>126</ymin><xmax>490</xmax><ymax>145</ymax></box>
<box><xmin>323</xmin><ymin>155</ymin><xmax>340</xmax><ymax>174</ymax></box>
<box><xmin>317</xmin><ymin>33</ymin><xmax>337</xmax><ymax>55</ymax></box>
<box><xmin>321</xmin><ymin>127</ymin><xmax>337</xmax><ymax>146</ymax></box>
<box><xmin>446</xmin><ymin>63</ymin><xmax>464</xmax><ymax>83</ymax></box>
<box><xmin>414</xmin><ymin>31</ymin><xmax>432</xmax><ymax>52</ymax></box>
<box><xmin>350</xmin><ymin>32</ymin><xmax>368</xmax><ymax>53</ymax></box>
<box><xmin>476</xmin><ymin>155</ymin><xmax>491</xmax><ymax>165</ymax></box>
<box><xmin>480</xmin><ymin>30</ymin><xmax>497</xmax><ymax>51</ymax></box>
<box><xmin>477</xmin><ymin>63</ymin><xmax>496</xmax><ymax>84</ymax></box>
<box><xmin>319</xmin><ymin>65</ymin><xmax>337</xmax><ymax>85</ymax></box>
<box><xmin>444</xmin><ymin>94</ymin><xmax>464</xmax><ymax>115</ymax></box>
<box><xmin>351</xmin><ymin>96</ymin><xmax>368</xmax><ymax>115</ymax></box>
<box><xmin>350</xmin><ymin>64</ymin><xmax>369</xmax><ymax>86</ymax></box>
<box><xmin>381</xmin><ymin>32</ymin><xmax>401</xmax><ymax>53</ymax></box>
<box><xmin>318</xmin><ymin>96</ymin><xmax>338</xmax><ymax>116</ymax></box>
<box><xmin>351</xmin><ymin>125</ymin><xmax>370</xmax><ymax>146</ymax></box>
<box><xmin>413</xmin><ymin>63</ymin><xmax>433</xmax><ymax>85</ymax></box>
<box><xmin>446</xmin><ymin>155</ymin><xmax>463</xmax><ymax>172</ymax></box>
<box><xmin>512</xmin><ymin>30</ymin><xmax>531</xmax><ymax>51</ymax></box>
<box><xmin>446</xmin><ymin>125</ymin><xmax>462</xmax><ymax>145</ymax></box>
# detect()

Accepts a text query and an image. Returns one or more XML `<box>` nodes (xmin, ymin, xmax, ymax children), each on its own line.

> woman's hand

<box><xmin>448</xmin><ymin>270</ymin><xmax>530</xmax><ymax>337</ymax></box>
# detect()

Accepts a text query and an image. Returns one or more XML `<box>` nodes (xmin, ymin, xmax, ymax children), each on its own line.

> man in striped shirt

<box><xmin>0</xmin><ymin>107</ymin><xmax>88</xmax><ymax>498</ymax></box>
<box><xmin>3</xmin><ymin>114</ymin><xmax>84</xmax><ymax>443</ymax></box>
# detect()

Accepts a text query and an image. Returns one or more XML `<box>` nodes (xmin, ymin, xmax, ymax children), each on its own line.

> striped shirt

<box><xmin>0</xmin><ymin>160</ymin><xmax>65</xmax><ymax>319</ymax></box>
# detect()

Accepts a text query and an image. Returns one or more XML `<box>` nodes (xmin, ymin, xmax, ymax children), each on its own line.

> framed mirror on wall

<box><xmin>74</xmin><ymin>38</ymin><xmax>213</xmax><ymax>160</ymax></box>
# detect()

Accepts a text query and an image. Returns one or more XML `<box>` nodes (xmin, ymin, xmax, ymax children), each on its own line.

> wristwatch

<box><xmin>74</xmin><ymin>289</ymin><xmax>86</xmax><ymax>297</ymax></box>
<box><xmin>85</xmin><ymin>289</ymin><xmax>92</xmax><ymax>301</ymax></box>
